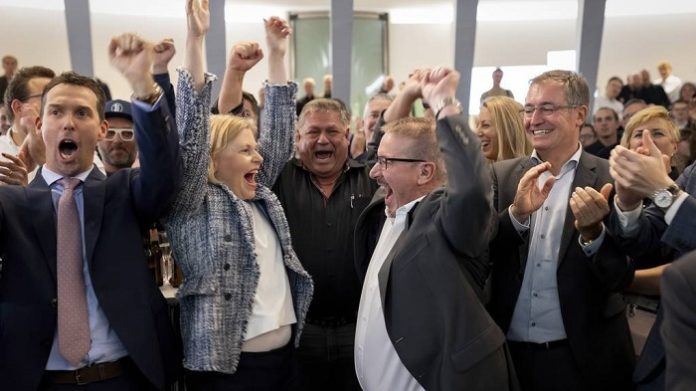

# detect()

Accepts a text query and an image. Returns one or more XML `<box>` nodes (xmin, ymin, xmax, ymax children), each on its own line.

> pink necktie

<box><xmin>56</xmin><ymin>177</ymin><xmax>90</xmax><ymax>366</ymax></box>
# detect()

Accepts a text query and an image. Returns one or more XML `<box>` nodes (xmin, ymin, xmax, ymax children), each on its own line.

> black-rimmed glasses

<box><xmin>376</xmin><ymin>156</ymin><xmax>426</xmax><ymax>170</ymax></box>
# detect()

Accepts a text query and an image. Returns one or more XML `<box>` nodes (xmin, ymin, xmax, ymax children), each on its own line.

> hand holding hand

<box><xmin>570</xmin><ymin>183</ymin><xmax>613</xmax><ymax>241</ymax></box>
<box><xmin>152</xmin><ymin>38</ymin><xmax>176</xmax><ymax>74</ymax></box>
<box><xmin>510</xmin><ymin>162</ymin><xmax>556</xmax><ymax>222</ymax></box>
<box><xmin>109</xmin><ymin>33</ymin><xmax>156</xmax><ymax>95</ymax></box>
<box><xmin>402</xmin><ymin>68</ymin><xmax>429</xmax><ymax>100</ymax></box>
<box><xmin>264</xmin><ymin>16</ymin><xmax>291</xmax><ymax>56</ymax></box>
<box><xmin>228</xmin><ymin>42</ymin><xmax>263</xmax><ymax>73</ymax></box>
<box><xmin>186</xmin><ymin>0</ymin><xmax>209</xmax><ymax>39</ymax></box>
<box><xmin>420</xmin><ymin>67</ymin><xmax>460</xmax><ymax>108</ymax></box>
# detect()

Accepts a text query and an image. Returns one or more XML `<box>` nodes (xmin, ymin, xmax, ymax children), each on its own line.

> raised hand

<box><xmin>570</xmin><ymin>183</ymin><xmax>613</xmax><ymax>241</ymax></box>
<box><xmin>186</xmin><ymin>0</ymin><xmax>209</xmax><ymax>38</ymax></box>
<box><xmin>420</xmin><ymin>67</ymin><xmax>460</xmax><ymax>113</ymax></box>
<box><xmin>228</xmin><ymin>42</ymin><xmax>263</xmax><ymax>73</ymax></box>
<box><xmin>383</xmin><ymin>68</ymin><xmax>430</xmax><ymax>123</ymax></box>
<box><xmin>609</xmin><ymin>130</ymin><xmax>673</xmax><ymax>210</ymax></box>
<box><xmin>108</xmin><ymin>33</ymin><xmax>155</xmax><ymax>96</ymax></box>
<box><xmin>153</xmin><ymin>38</ymin><xmax>176</xmax><ymax>75</ymax></box>
<box><xmin>264</xmin><ymin>16</ymin><xmax>291</xmax><ymax>55</ymax></box>
<box><xmin>403</xmin><ymin>68</ymin><xmax>429</xmax><ymax>99</ymax></box>
<box><xmin>510</xmin><ymin>161</ymin><xmax>556</xmax><ymax>222</ymax></box>
<box><xmin>0</xmin><ymin>153</ymin><xmax>28</xmax><ymax>186</ymax></box>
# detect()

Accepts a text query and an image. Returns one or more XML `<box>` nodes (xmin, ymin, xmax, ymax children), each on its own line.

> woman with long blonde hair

<box><xmin>476</xmin><ymin>96</ymin><xmax>532</xmax><ymax>162</ymax></box>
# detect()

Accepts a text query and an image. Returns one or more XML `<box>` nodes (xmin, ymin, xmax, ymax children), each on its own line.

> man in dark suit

<box><xmin>661</xmin><ymin>250</ymin><xmax>696</xmax><ymax>391</ymax></box>
<box><xmin>353</xmin><ymin>67</ymin><xmax>516</xmax><ymax>390</ymax></box>
<box><xmin>608</xmin><ymin>105</ymin><xmax>696</xmax><ymax>390</ymax></box>
<box><xmin>488</xmin><ymin>70</ymin><xmax>635</xmax><ymax>390</ymax></box>
<box><xmin>0</xmin><ymin>33</ymin><xmax>182</xmax><ymax>390</ymax></box>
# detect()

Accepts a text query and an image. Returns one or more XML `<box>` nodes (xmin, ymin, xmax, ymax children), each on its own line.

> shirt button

<box><xmin>540</xmin><ymin>234</ymin><xmax>545</xmax><ymax>239</ymax></box>
<box><xmin>533</xmin><ymin>292</ymin><xmax>538</xmax><ymax>297</ymax></box>
<box><xmin>536</xmin><ymin>263</ymin><xmax>541</xmax><ymax>267</ymax></box>
<box><xmin>545</xmin><ymin>207</ymin><xmax>549</xmax><ymax>211</ymax></box>
<box><xmin>531</xmin><ymin>322</ymin><xmax>536</xmax><ymax>327</ymax></box>
<box><xmin>224</xmin><ymin>293</ymin><xmax>232</xmax><ymax>301</ymax></box>
<box><xmin>223</xmin><ymin>234</ymin><xmax>232</xmax><ymax>242</ymax></box>
<box><xmin>224</xmin><ymin>263</ymin><xmax>230</xmax><ymax>271</ymax></box>
<box><xmin>51</xmin><ymin>298</ymin><xmax>58</xmax><ymax>308</ymax></box>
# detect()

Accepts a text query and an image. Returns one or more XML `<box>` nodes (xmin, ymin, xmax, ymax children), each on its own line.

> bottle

<box><xmin>169</xmin><ymin>256</ymin><xmax>183</xmax><ymax>288</ymax></box>
<box><xmin>149</xmin><ymin>228</ymin><xmax>163</xmax><ymax>286</ymax></box>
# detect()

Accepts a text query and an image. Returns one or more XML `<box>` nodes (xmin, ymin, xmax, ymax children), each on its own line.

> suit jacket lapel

<box><xmin>28</xmin><ymin>172</ymin><xmax>58</xmax><ymax>278</ymax></box>
<box><xmin>378</xmin><ymin>201</ymin><xmax>420</xmax><ymax>308</ymax></box>
<box><xmin>516</xmin><ymin>157</ymin><xmax>536</xmax><ymax>271</ymax></box>
<box><xmin>83</xmin><ymin>168</ymin><xmax>106</xmax><ymax>268</ymax></box>
<box><xmin>558</xmin><ymin>152</ymin><xmax>597</xmax><ymax>265</ymax></box>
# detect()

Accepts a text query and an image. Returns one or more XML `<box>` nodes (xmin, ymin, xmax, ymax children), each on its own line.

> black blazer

<box><xmin>0</xmin><ymin>98</ymin><xmax>183</xmax><ymax>390</ymax></box>
<box><xmin>489</xmin><ymin>152</ymin><xmax>635</xmax><ymax>390</ymax></box>
<box><xmin>661</xmin><ymin>250</ymin><xmax>696</xmax><ymax>391</ymax></box>
<box><xmin>355</xmin><ymin>115</ymin><xmax>517</xmax><ymax>390</ymax></box>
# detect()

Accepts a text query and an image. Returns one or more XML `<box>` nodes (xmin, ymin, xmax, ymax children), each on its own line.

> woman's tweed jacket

<box><xmin>163</xmin><ymin>70</ymin><xmax>313</xmax><ymax>374</ymax></box>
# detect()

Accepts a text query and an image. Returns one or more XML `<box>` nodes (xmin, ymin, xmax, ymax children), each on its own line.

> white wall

<box><xmin>1</xmin><ymin>3</ymin><xmax>695</xmax><ymax>109</ymax></box>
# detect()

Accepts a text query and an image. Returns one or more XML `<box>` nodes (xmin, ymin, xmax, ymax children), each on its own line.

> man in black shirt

<box><xmin>273</xmin><ymin>98</ymin><xmax>377</xmax><ymax>390</ymax></box>
<box><xmin>585</xmin><ymin>107</ymin><xmax>620</xmax><ymax>159</ymax></box>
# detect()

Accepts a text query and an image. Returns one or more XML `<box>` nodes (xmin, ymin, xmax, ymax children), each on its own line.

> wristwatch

<box><xmin>651</xmin><ymin>183</ymin><xmax>682</xmax><ymax>209</ymax></box>
<box><xmin>434</xmin><ymin>97</ymin><xmax>462</xmax><ymax>119</ymax></box>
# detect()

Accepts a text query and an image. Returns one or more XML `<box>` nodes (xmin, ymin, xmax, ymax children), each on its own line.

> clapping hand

<box><xmin>610</xmin><ymin>130</ymin><xmax>673</xmax><ymax>210</ymax></box>
<box><xmin>570</xmin><ymin>183</ymin><xmax>613</xmax><ymax>241</ymax></box>
<box><xmin>0</xmin><ymin>153</ymin><xmax>28</xmax><ymax>186</ymax></box>
<box><xmin>510</xmin><ymin>162</ymin><xmax>556</xmax><ymax>222</ymax></box>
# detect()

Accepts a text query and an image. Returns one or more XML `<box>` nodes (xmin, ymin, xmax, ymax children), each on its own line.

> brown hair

<box><xmin>4</xmin><ymin>65</ymin><xmax>55</xmax><ymax>121</ymax></box>
<box><xmin>40</xmin><ymin>72</ymin><xmax>105</xmax><ymax>122</ymax></box>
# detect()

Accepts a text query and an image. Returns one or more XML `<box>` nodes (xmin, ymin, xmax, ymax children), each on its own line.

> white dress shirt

<box><xmin>355</xmin><ymin>197</ymin><xmax>425</xmax><ymax>391</ymax></box>
<box><xmin>242</xmin><ymin>202</ymin><xmax>296</xmax><ymax>351</ymax></box>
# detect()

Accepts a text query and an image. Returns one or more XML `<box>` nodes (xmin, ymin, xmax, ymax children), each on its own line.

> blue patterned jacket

<box><xmin>163</xmin><ymin>70</ymin><xmax>313</xmax><ymax>374</ymax></box>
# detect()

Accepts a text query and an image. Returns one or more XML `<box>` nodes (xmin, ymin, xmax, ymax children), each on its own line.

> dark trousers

<box><xmin>508</xmin><ymin>340</ymin><xmax>585</xmax><ymax>391</ymax></box>
<box><xmin>295</xmin><ymin>322</ymin><xmax>361</xmax><ymax>391</ymax></box>
<box><xmin>185</xmin><ymin>342</ymin><xmax>297</xmax><ymax>391</ymax></box>
<box><xmin>39</xmin><ymin>358</ymin><xmax>156</xmax><ymax>391</ymax></box>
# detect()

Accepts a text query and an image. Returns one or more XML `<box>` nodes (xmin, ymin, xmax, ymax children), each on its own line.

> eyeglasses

<box><xmin>521</xmin><ymin>104</ymin><xmax>577</xmax><ymax>117</ymax></box>
<box><xmin>376</xmin><ymin>156</ymin><xmax>426</xmax><ymax>170</ymax></box>
<box><xmin>105</xmin><ymin>128</ymin><xmax>135</xmax><ymax>141</ymax></box>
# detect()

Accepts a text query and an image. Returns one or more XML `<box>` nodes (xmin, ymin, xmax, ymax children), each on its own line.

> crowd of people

<box><xmin>1</xmin><ymin>1</ymin><xmax>696</xmax><ymax>390</ymax></box>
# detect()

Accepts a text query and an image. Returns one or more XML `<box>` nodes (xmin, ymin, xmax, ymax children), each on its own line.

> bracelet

<box><xmin>132</xmin><ymin>83</ymin><xmax>163</xmax><ymax>105</ymax></box>
<box><xmin>435</xmin><ymin>97</ymin><xmax>461</xmax><ymax>119</ymax></box>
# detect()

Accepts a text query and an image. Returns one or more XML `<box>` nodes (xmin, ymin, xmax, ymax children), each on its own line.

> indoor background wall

<box><xmin>1</xmin><ymin>2</ymin><xmax>695</xmax><ymax>110</ymax></box>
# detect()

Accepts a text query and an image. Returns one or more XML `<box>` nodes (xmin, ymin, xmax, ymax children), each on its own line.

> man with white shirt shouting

<box><xmin>353</xmin><ymin>67</ymin><xmax>516</xmax><ymax>390</ymax></box>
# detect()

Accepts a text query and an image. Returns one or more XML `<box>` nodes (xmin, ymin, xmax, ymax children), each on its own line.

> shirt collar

<box><xmin>6</xmin><ymin>127</ymin><xmax>21</xmax><ymax>147</ymax></box>
<box><xmin>41</xmin><ymin>165</ymin><xmax>94</xmax><ymax>187</ymax></box>
<box><xmin>385</xmin><ymin>195</ymin><xmax>426</xmax><ymax>219</ymax></box>
<box><xmin>530</xmin><ymin>143</ymin><xmax>582</xmax><ymax>172</ymax></box>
